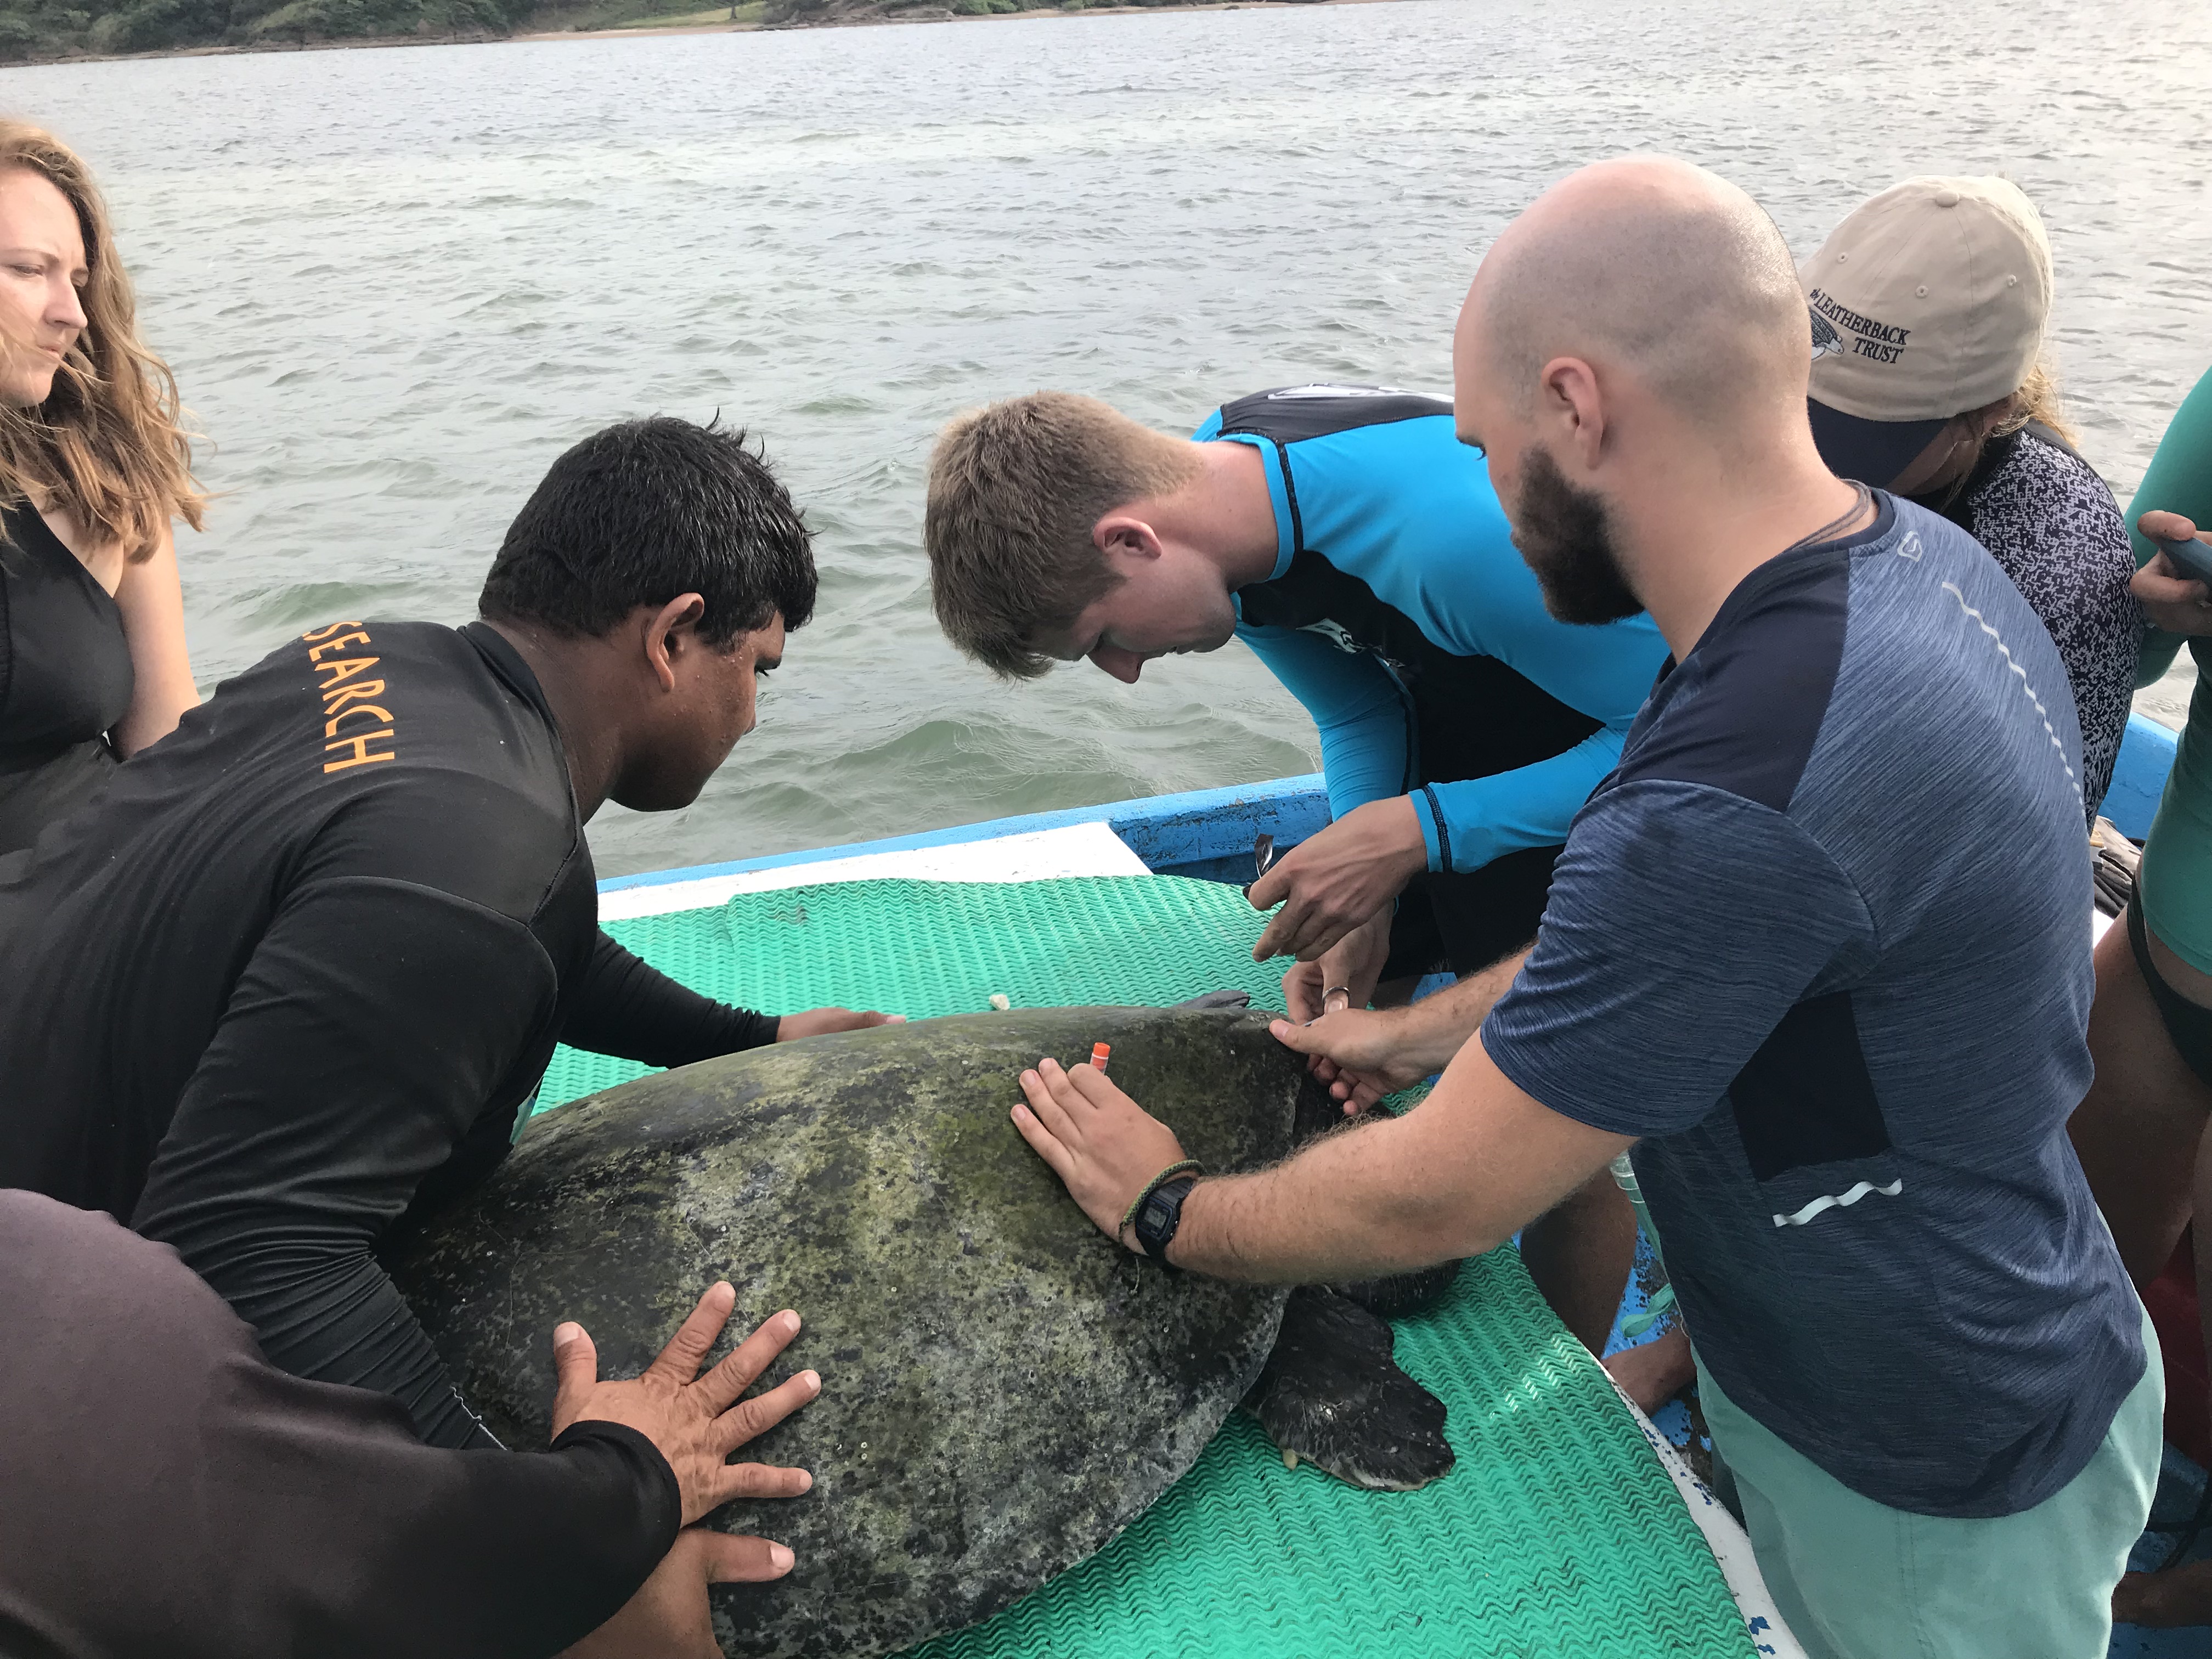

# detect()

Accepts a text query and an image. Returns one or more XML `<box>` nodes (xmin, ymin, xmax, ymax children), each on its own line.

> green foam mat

<box><xmin>544</xmin><ymin>877</ymin><xmax>1751</xmax><ymax>1658</ymax></box>
<box><xmin>538</xmin><ymin>876</ymin><xmax>1300</xmax><ymax>1109</ymax></box>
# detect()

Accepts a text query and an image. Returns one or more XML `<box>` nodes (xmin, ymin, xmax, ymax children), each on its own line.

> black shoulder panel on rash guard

<box><xmin>1214</xmin><ymin>384</ymin><xmax>1453</xmax><ymax>445</ymax></box>
<box><xmin>1238</xmin><ymin>546</ymin><xmax>1605</xmax><ymax>792</ymax></box>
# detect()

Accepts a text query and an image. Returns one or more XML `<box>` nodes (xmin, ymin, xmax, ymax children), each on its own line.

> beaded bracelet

<box><xmin>1118</xmin><ymin>1159</ymin><xmax>1206</xmax><ymax>1239</ymax></box>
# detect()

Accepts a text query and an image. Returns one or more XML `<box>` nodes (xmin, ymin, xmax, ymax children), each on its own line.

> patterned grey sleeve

<box><xmin>1962</xmin><ymin>435</ymin><xmax>2145</xmax><ymax>820</ymax></box>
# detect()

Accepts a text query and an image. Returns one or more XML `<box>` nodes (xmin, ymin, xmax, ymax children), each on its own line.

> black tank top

<box><xmin>0</xmin><ymin>502</ymin><xmax>132</xmax><ymax>853</ymax></box>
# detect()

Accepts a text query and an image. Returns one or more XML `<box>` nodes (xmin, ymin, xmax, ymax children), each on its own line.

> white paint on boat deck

<box><xmin>598</xmin><ymin>821</ymin><xmax>1151</xmax><ymax>921</ymax></box>
<box><xmin>1608</xmin><ymin>1376</ymin><xmax>1809</xmax><ymax>1659</ymax></box>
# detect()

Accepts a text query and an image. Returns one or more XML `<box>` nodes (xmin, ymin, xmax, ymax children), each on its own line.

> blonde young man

<box><xmin>926</xmin><ymin>384</ymin><xmax>1668</xmax><ymax>1346</ymax></box>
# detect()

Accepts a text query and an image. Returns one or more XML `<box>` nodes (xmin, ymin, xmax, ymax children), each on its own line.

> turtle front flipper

<box><xmin>1243</xmin><ymin>1286</ymin><xmax>1455</xmax><ymax>1492</ymax></box>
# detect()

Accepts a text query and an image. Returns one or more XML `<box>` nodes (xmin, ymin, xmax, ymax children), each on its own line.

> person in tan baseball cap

<box><xmin>1804</xmin><ymin>176</ymin><xmax>2052</xmax><ymax>489</ymax></box>
<box><xmin>1804</xmin><ymin>176</ymin><xmax>2142</xmax><ymax>822</ymax></box>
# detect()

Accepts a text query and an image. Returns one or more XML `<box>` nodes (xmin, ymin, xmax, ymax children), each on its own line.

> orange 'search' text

<box><xmin>301</xmin><ymin>620</ymin><xmax>397</xmax><ymax>774</ymax></box>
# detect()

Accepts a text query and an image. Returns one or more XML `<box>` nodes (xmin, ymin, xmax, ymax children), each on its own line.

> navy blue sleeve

<box><xmin>1480</xmin><ymin>779</ymin><xmax>1873</xmax><ymax>1137</ymax></box>
<box><xmin>1234</xmin><ymin>622</ymin><xmax>1406</xmax><ymax>820</ymax></box>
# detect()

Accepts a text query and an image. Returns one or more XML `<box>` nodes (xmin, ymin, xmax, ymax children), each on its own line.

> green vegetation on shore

<box><xmin>0</xmin><ymin>0</ymin><xmax>517</xmax><ymax>57</ymax></box>
<box><xmin>0</xmin><ymin>0</ymin><xmax>1234</xmax><ymax>60</ymax></box>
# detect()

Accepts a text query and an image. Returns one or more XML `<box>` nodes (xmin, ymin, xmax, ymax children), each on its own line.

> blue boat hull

<box><xmin>602</xmin><ymin>712</ymin><xmax>2182</xmax><ymax>898</ymax></box>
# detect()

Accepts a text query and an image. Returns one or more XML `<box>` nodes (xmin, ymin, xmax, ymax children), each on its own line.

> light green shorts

<box><xmin>1695</xmin><ymin>1313</ymin><xmax>2162</xmax><ymax>1659</ymax></box>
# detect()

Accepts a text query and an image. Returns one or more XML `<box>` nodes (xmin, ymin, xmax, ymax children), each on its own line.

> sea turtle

<box><xmin>390</xmin><ymin>1004</ymin><xmax>1455</xmax><ymax>1659</ymax></box>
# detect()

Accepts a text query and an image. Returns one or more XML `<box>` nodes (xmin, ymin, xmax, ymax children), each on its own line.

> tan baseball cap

<box><xmin>1801</xmin><ymin>176</ymin><xmax>2053</xmax><ymax>486</ymax></box>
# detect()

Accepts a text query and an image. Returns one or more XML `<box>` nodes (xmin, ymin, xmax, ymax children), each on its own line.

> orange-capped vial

<box><xmin>1090</xmin><ymin>1042</ymin><xmax>1111</xmax><ymax>1074</ymax></box>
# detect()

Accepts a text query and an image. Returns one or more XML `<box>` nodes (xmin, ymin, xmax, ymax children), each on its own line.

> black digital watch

<box><xmin>1132</xmin><ymin>1174</ymin><xmax>1199</xmax><ymax>1266</ymax></box>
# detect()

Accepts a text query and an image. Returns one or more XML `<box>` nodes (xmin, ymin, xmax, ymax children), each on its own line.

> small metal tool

<box><xmin>1243</xmin><ymin>833</ymin><xmax>1279</xmax><ymax>901</ymax></box>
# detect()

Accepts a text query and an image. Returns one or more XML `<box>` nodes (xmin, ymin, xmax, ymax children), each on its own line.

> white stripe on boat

<box><xmin>1606</xmin><ymin>1376</ymin><xmax>1809</xmax><ymax>1659</ymax></box>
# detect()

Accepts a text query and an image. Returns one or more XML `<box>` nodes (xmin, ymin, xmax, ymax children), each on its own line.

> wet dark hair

<box><xmin>479</xmin><ymin>416</ymin><xmax>816</xmax><ymax>647</ymax></box>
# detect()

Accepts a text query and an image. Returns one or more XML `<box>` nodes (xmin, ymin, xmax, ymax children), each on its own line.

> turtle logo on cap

<box><xmin>1809</xmin><ymin>307</ymin><xmax>1846</xmax><ymax>360</ymax></box>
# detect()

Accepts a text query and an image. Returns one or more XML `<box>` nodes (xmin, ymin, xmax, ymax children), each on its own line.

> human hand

<box><xmin>1249</xmin><ymin>797</ymin><xmax>1427</xmax><ymax>963</ymax></box>
<box><xmin>1318</xmin><ymin>908</ymin><xmax>1393</xmax><ymax>1014</ymax></box>
<box><xmin>1282</xmin><ymin>958</ymin><xmax>1329</xmax><ymax>1025</ymax></box>
<box><xmin>552</xmin><ymin>1286</ymin><xmax>820</xmax><ymax>1527</ymax></box>
<box><xmin>1268</xmin><ymin>1011</ymin><xmax>1429</xmax><ymax>1114</ymax></box>
<box><xmin>2134</xmin><ymin>511</ymin><xmax>2212</xmax><ymax>636</ymax></box>
<box><xmin>560</xmin><ymin>1528</ymin><xmax>793</xmax><ymax>1659</ymax></box>
<box><xmin>1282</xmin><ymin>911</ymin><xmax>1392</xmax><ymax>1022</ymax></box>
<box><xmin>777</xmin><ymin>1007</ymin><xmax>905</xmax><ymax>1041</ymax></box>
<box><xmin>1283</xmin><ymin>911</ymin><xmax>1395</xmax><ymax>1105</ymax></box>
<box><xmin>1011</xmin><ymin>1056</ymin><xmax>1189</xmax><ymax>1248</ymax></box>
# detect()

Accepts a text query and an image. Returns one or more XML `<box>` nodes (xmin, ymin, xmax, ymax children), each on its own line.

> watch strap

<box><xmin>1118</xmin><ymin>1159</ymin><xmax>1204</xmax><ymax>1239</ymax></box>
<box><xmin>1132</xmin><ymin>1174</ymin><xmax>1200</xmax><ymax>1267</ymax></box>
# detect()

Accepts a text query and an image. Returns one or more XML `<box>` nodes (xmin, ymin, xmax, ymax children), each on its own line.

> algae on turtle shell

<box><xmin>390</xmin><ymin>1006</ymin><xmax>1323</xmax><ymax>1659</ymax></box>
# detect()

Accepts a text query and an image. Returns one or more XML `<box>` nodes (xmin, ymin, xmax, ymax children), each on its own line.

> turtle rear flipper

<box><xmin>1244</xmin><ymin>1286</ymin><xmax>1455</xmax><ymax>1492</ymax></box>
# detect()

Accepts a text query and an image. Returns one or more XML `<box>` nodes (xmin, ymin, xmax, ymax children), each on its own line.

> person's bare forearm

<box><xmin>1164</xmin><ymin>1018</ymin><xmax>1628</xmax><ymax>1285</ymax></box>
<box><xmin>1376</xmin><ymin>947</ymin><xmax>1530</xmax><ymax>1079</ymax></box>
<box><xmin>1164</xmin><ymin>1111</ymin><xmax>1492</xmax><ymax>1283</ymax></box>
<box><xmin>111</xmin><ymin>524</ymin><xmax>200</xmax><ymax>758</ymax></box>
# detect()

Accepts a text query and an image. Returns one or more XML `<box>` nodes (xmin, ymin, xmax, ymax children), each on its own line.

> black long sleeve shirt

<box><xmin>0</xmin><ymin>619</ymin><xmax>777</xmax><ymax>1447</ymax></box>
<box><xmin>0</xmin><ymin>1190</ymin><xmax>679</xmax><ymax>1659</ymax></box>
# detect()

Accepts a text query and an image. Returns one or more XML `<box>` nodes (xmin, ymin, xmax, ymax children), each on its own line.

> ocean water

<box><xmin>1</xmin><ymin>0</ymin><xmax>2206</xmax><ymax>875</ymax></box>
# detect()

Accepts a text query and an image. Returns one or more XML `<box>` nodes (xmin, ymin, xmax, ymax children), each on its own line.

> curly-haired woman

<box><xmin>0</xmin><ymin>121</ymin><xmax>204</xmax><ymax>855</ymax></box>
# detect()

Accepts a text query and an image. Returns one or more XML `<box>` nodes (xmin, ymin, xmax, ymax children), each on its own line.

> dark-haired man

<box><xmin>0</xmin><ymin>416</ymin><xmax>887</xmax><ymax>1451</ymax></box>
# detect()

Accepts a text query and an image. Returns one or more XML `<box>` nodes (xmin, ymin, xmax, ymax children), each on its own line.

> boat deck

<box><xmin>555</xmin><ymin>713</ymin><xmax>2197</xmax><ymax>1659</ymax></box>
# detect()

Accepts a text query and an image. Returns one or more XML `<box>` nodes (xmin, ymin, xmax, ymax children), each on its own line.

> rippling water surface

<box><xmin>1</xmin><ymin>0</ymin><xmax>2207</xmax><ymax>874</ymax></box>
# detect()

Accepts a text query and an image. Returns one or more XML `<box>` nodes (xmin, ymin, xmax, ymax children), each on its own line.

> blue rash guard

<box><xmin>1197</xmin><ymin>386</ymin><xmax>1669</xmax><ymax>968</ymax></box>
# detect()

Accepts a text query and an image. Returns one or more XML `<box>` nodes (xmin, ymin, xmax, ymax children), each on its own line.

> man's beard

<box><xmin>1510</xmin><ymin>446</ymin><xmax>1644</xmax><ymax>624</ymax></box>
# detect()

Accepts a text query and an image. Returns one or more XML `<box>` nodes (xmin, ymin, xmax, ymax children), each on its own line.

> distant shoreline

<box><xmin>533</xmin><ymin>0</ymin><xmax>1396</xmax><ymax>43</ymax></box>
<box><xmin>10</xmin><ymin>0</ymin><xmax>1392</xmax><ymax>69</ymax></box>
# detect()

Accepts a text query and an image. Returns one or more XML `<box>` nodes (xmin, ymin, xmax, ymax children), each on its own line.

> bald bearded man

<box><xmin>1004</xmin><ymin>158</ymin><xmax>2159</xmax><ymax>1659</ymax></box>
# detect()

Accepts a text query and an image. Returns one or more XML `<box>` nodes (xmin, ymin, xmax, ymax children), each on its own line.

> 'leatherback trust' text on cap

<box><xmin>1801</xmin><ymin>176</ymin><xmax>2052</xmax><ymax>486</ymax></box>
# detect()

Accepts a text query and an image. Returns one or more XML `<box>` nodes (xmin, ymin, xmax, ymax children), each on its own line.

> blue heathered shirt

<box><xmin>1480</xmin><ymin>494</ymin><xmax>2144</xmax><ymax>1519</ymax></box>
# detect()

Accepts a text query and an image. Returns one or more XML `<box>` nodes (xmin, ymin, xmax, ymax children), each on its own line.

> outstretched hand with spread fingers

<box><xmin>1012</xmin><ymin>1056</ymin><xmax>1189</xmax><ymax>1248</ymax></box>
<box><xmin>551</xmin><ymin>1284</ymin><xmax>820</xmax><ymax>1527</ymax></box>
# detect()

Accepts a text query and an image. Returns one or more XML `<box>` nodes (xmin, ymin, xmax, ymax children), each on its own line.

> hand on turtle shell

<box><xmin>777</xmin><ymin>1007</ymin><xmax>906</xmax><ymax>1040</ymax></box>
<box><xmin>1013</xmin><ymin>1056</ymin><xmax>1190</xmax><ymax>1248</ymax></box>
<box><xmin>551</xmin><ymin>1284</ymin><xmax>820</xmax><ymax>1527</ymax></box>
<box><xmin>559</xmin><ymin>1527</ymin><xmax>794</xmax><ymax>1659</ymax></box>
